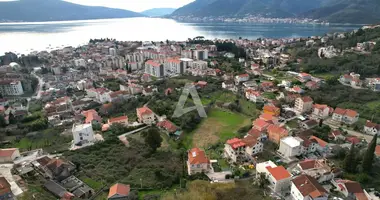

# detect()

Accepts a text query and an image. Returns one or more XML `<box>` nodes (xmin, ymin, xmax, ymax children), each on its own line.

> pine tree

<box><xmin>344</xmin><ymin>143</ymin><xmax>357</xmax><ymax>173</ymax></box>
<box><xmin>362</xmin><ymin>135</ymin><xmax>377</xmax><ymax>173</ymax></box>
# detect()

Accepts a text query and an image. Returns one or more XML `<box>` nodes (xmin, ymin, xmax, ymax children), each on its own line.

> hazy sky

<box><xmin>63</xmin><ymin>0</ymin><xmax>194</xmax><ymax>12</ymax></box>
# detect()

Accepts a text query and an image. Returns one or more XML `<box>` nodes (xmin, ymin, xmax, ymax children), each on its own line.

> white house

<box><xmin>256</xmin><ymin>161</ymin><xmax>292</xmax><ymax>194</ymax></box>
<box><xmin>187</xmin><ymin>148</ymin><xmax>211</xmax><ymax>175</ymax></box>
<box><xmin>224</xmin><ymin>137</ymin><xmax>263</xmax><ymax>163</ymax></box>
<box><xmin>245</xmin><ymin>89</ymin><xmax>263</xmax><ymax>103</ymax></box>
<box><xmin>291</xmin><ymin>175</ymin><xmax>328</xmax><ymax>200</ymax></box>
<box><xmin>235</xmin><ymin>74</ymin><xmax>249</xmax><ymax>84</ymax></box>
<box><xmin>278</xmin><ymin>137</ymin><xmax>304</xmax><ymax>159</ymax></box>
<box><xmin>312</xmin><ymin>104</ymin><xmax>331</xmax><ymax>119</ymax></box>
<box><xmin>332</xmin><ymin>179</ymin><xmax>370</xmax><ymax>200</ymax></box>
<box><xmin>0</xmin><ymin>148</ymin><xmax>20</xmax><ymax>163</ymax></box>
<box><xmin>72</xmin><ymin>124</ymin><xmax>96</xmax><ymax>146</ymax></box>
<box><xmin>332</xmin><ymin>108</ymin><xmax>359</xmax><ymax>125</ymax></box>
<box><xmin>364</xmin><ymin>121</ymin><xmax>380</xmax><ymax>135</ymax></box>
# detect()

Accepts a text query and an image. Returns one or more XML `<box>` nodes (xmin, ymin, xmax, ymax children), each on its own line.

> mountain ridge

<box><xmin>0</xmin><ymin>0</ymin><xmax>144</xmax><ymax>22</ymax></box>
<box><xmin>171</xmin><ymin>0</ymin><xmax>380</xmax><ymax>23</ymax></box>
<box><xmin>140</xmin><ymin>8</ymin><xmax>176</xmax><ymax>17</ymax></box>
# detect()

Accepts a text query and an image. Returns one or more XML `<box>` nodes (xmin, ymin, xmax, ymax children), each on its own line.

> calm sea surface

<box><xmin>0</xmin><ymin>17</ymin><xmax>361</xmax><ymax>55</ymax></box>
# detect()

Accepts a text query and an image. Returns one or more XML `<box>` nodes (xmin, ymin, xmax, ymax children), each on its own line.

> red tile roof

<box><xmin>226</xmin><ymin>138</ymin><xmax>246</xmax><ymax>149</ymax></box>
<box><xmin>313</xmin><ymin>104</ymin><xmax>328</xmax><ymax>110</ymax></box>
<box><xmin>334</xmin><ymin>107</ymin><xmax>346</xmax><ymax>115</ymax></box>
<box><xmin>259</xmin><ymin>113</ymin><xmax>277</xmax><ymax>122</ymax></box>
<box><xmin>238</xmin><ymin>74</ymin><xmax>249</xmax><ymax>78</ymax></box>
<box><xmin>263</xmin><ymin>105</ymin><xmax>280</xmax><ymax>113</ymax></box>
<box><xmin>309</xmin><ymin>136</ymin><xmax>328</xmax><ymax>147</ymax></box>
<box><xmin>146</xmin><ymin>60</ymin><xmax>161</xmax><ymax>67</ymax></box>
<box><xmin>345</xmin><ymin>109</ymin><xmax>358</xmax><ymax>118</ymax></box>
<box><xmin>301</xmin><ymin>96</ymin><xmax>313</xmax><ymax>103</ymax></box>
<box><xmin>298</xmin><ymin>160</ymin><xmax>317</xmax><ymax>170</ymax></box>
<box><xmin>242</xmin><ymin>135</ymin><xmax>259</xmax><ymax>147</ymax></box>
<box><xmin>266</xmin><ymin>166</ymin><xmax>291</xmax><ymax>181</ymax></box>
<box><xmin>247</xmin><ymin>128</ymin><xmax>262</xmax><ymax>138</ymax></box>
<box><xmin>108</xmin><ymin>183</ymin><xmax>130</xmax><ymax>199</ymax></box>
<box><xmin>109</xmin><ymin>116</ymin><xmax>128</xmax><ymax>124</ymax></box>
<box><xmin>136</xmin><ymin>106</ymin><xmax>153</xmax><ymax>116</ymax></box>
<box><xmin>292</xmin><ymin>175</ymin><xmax>327</xmax><ymax>198</ymax></box>
<box><xmin>376</xmin><ymin>145</ymin><xmax>380</xmax><ymax>157</ymax></box>
<box><xmin>253</xmin><ymin>118</ymin><xmax>270</xmax><ymax>130</ymax></box>
<box><xmin>188</xmin><ymin>148</ymin><xmax>210</xmax><ymax>165</ymax></box>
<box><xmin>0</xmin><ymin>148</ymin><xmax>18</xmax><ymax>158</ymax></box>
<box><xmin>346</xmin><ymin>136</ymin><xmax>361</xmax><ymax>144</ymax></box>
<box><xmin>82</xmin><ymin>109</ymin><xmax>102</xmax><ymax>124</ymax></box>
<box><xmin>0</xmin><ymin>177</ymin><xmax>11</xmax><ymax>196</ymax></box>
<box><xmin>156</xmin><ymin>120</ymin><xmax>177</xmax><ymax>133</ymax></box>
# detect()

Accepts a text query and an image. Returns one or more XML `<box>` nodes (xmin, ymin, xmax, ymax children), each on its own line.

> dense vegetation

<box><xmin>288</xmin><ymin>27</ymin><xmax>380</xmax><ymax>78</ymax></box>
<box><xmin>64</xmin><ymin>136</ymin><xmax>183</xmax><ymax>189</ymax></box>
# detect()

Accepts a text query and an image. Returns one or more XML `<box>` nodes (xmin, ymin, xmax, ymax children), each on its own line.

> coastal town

<box><xmin>0</xmin><ymin>23</ymin><xmax>379</xmax><ymax>200</ymax></box>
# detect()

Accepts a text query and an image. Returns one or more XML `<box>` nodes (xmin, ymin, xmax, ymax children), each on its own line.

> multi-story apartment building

<box><xmin>0</xmin><ymin>80</ymin><xmax>24</xmax><ymax>96</ymax></box>
<box><xmin>145</xmin><ymin>60</ymin><xmax>164</xmax><ymax>77</ymax></box>
<box><xmin>295</xmin><ymin>96</ymin><xmax>313</xmax><ymax>114</ymax></box>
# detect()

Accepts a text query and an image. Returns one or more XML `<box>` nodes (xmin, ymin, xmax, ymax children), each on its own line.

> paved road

<box><xmin>118</xmin><ymin>125</ymin><xmax>148</xmax><ymax>138</ymax></box>
<box><xmin>323</xmin><ymin>119</ymin><xmax>374</xmax><ymax>143</ymax></box>
<box><xmin>31</xmin><ymin>72</ymin><xmax>44</xmax><ymax>99</ymax></box>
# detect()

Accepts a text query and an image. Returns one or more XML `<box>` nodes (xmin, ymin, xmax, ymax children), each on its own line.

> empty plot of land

<box><xmin>192</xmin><ymin>109</ymin><xmax>251</xmax><ymax>148</ymax></box>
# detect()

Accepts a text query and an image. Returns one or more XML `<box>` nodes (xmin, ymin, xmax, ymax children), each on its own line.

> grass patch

<box><xmin>82</xmin><ymin>177</ymin><xmax>104</xmax><ymax>190</ymax></box>
<box><xmin>262</xmin><ymin>92</ymin><xmax>276</xmax><ymax>100</ymax></box>
<box><xmin>286</xmin><ymin>119</ymin><xmax>299</xmax><ymax>129</ymax></box>
<box><xmin>366</xmin><ymin>100</ymin><xmax>380</xmax><ymax>110</ymax></box>
<box><xmin>190</xmin><ymin>108</ymin><xmax>251</xmax><ymax>148</ymax></box>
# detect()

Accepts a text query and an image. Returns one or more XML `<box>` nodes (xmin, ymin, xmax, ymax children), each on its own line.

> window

<box><xmin>197</xmin><ymin>164</ymin><xmax>200</xmax><ymax>168</ymax></box>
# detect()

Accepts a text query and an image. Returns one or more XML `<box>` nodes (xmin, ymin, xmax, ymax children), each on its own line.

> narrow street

<box><xmin>323</xmin><ymin>118</ymin><xmax>374</xmax><ymax>143</ymax></box>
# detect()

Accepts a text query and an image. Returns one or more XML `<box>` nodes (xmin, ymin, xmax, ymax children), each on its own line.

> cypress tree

<box><xmin>362</xmin><ymin>135</ymin><xmax>377</xmax><ymax>173</ymax></box>
<box><xmin>344</xmin><ymin>143</ymin><xmax>357</xmax><ymax>173</ymax></box>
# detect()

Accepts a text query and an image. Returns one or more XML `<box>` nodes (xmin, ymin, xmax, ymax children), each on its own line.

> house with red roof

<box><xmin>245</xmin><ymin>89</ymin><xmax>263</xmax><ymax>103</ymax></box>
<box><xmin>108</xmin><ymin>183</ymin><xmax>130</xmax><ymax>200</ymax></box>
<box><xmin>346</xmin><ymin>136</ymin><xmax>361</xmax><ymax>145</ymax></box>
<box><xmin>363</xmin><ymin>120</ymin><xmax>380</xmax><ymax>136</ymax></box>
<box><xmin>312</xmin><ymin>104</ymin><xmax>332</xmax><ymax>119</ymax></box>
<box><xmin>224</xmin><ymin>137</ymin><xmax>263</xmax><ymax>163</ymax></box>
<box><xmin>187</xmin><ymin>148</ymin><xmax>211</xmax><ymax>175</ymax></box>
<box><xmin>235</xmin><ymin>74</ymin><xmax>249</xmax><ymax>84</ymax></box>
<box><xmin>156</xmin><ymin>120</ymin><xmax>178</xmax><ymax>134</ymax></box>
<box><xmin>261</xmin><ymin>81</ymin><xmax>276</xmax><ymax>92</ymax></box>
<box><xmin>295</xmin><ymin>96</ymin><xmax>313</xmax><ymax>114</ymax></box>
<box><xmin>0</xmin><ymin>148</ymin><xmax>20</xmax><ymax>163</ymax></box>
<box><xmin>329</xmin><ymin>130</ymin><xmax>345</xmax><ymax>141</ymax></box>
<box><xmin>267</xmin><ymin>124</ymin><xmax>289</xmax><ymax>144</ymax></box>
<box><xmin>305</xmin><ymin>81</ymin><xmax>320</xmax><ymax>90</ymax></box>
<box><xmin>136</xmin><ymin>106</ymin><xmax>155</xmax><ymax>125</ymax></box>
<box><xmin>332</xmin><ymin>179</ymin><xmax>369</xmax><ymax>200</ymax></box>
<box><xmin>263</xmin><ymin>105</ymin><xmax>280</xmax><ymax>116</ymax></box>
<box><xmin>296</xmin><ymin>159</ymin><xmax>334</xmax><ymax>183</ymax></box>
<box><xmin>256</xmin><ymin>161</ymin><xmax>292</xmax><ymax>193</ymax></box>
<box><xmin>252</xmin><ymin>118</ymin><xmax>271</xmax><ymax>132</ymax></box>
<box><xmin>332</xmin><ymin>108</ymin><xmax>359</xmax><ymax>125</ymax></box>
<box><xmin>290</xmin><ymin>86</ymin><xmax>304</xmax><ymax>94</ymax></box>
<box><xmin>291</xmin><ymin>175</ymin><xmax>328</xmax><ymax>200</ymax></box>
<box><xmin>82</xmin><ymin>109</ymin><xmax>102</xmax><ymax>124</ymax></box>
<box><xmin>297</xmin><ymin>73</ymin><xmax>312</xmax><ymax>82</ymax></box>
<box><xmin>259</xmin><ymin>113</ymin><xmax>278</xmax><ymax>124</ymax></box>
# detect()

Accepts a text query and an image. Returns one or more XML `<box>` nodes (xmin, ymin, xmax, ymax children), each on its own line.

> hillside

<box><xmin>0</xmin><ymin>0</ymin><xmax>144</xmax><ymax>22</ymax></box>
<box><xmin>171</xmin><ymin>0</ymin><xmax>380</xmax><ymax>23</ymax></box>
<box><xmin>302</xmin><ymin>0</ymin><xmax>380</xmax><ymax>24</ymax></box>
<box><xmin>141</xmin><ymin>8</ymin><xmax>176</xmax><ymax>17</ymax></box>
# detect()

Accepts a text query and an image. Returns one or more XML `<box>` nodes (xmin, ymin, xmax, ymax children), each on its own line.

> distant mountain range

<box><xmin>140</xmin><ymin>8</ymin><xmax>176</xmax><ymax>17</ymax></box>
<box><xmin>0</xmin><ymin>0</ymin><xmax>144</xmax><ymax>22</ymax></box>
<box><xmin>171</xmin><ymin>0</ymin><xmax>380</xmax><ymax>24</ymax></box>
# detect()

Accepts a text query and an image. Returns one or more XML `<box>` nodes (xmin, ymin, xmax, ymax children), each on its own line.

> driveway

<box><xmin>0</xmin><ymin>164</ymin><xmax>23</xmax><ymax>197</ymax></box>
